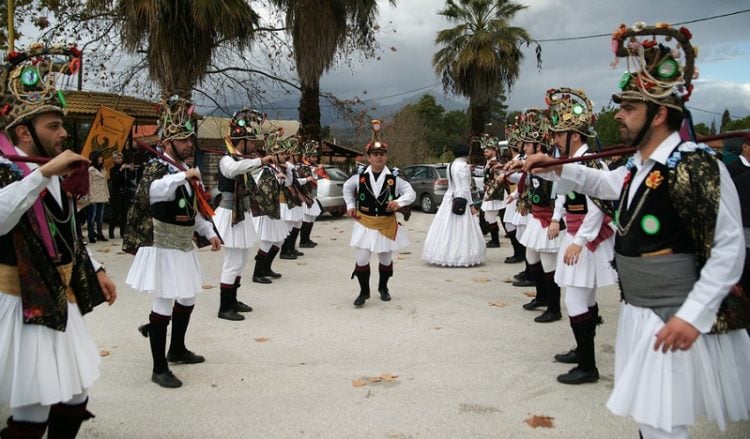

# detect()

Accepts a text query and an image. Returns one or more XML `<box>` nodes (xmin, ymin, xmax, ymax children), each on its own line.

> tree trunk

<box><xmin>469</xmin><ymin>101</ymin><xmax>487</xmax><ymax>163</ymax></box>
<box><xmin>299</xmin><ymin>81</ymin><xmax>322</xmax><ymax>142</ymax></box>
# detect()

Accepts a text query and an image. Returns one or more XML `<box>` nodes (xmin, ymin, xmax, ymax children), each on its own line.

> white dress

<box><xmin>0</xmin><ymin>159</ymin><xmax>101</xmax><ymax>408</ymax></box>
<box><xmin>342</xmin><ymin>165</ymin><xmax>415</xmax><ymax>253</ymax></box>
<box><xmin>517</xmin><ymin>175</ymin><xmax>564</xmax><ymax>253</ymax></box>
<box><xmin>126</xmin><ymin>160</ymin><xmax>218</xmax><ymax>298</ymax></box>
<box><xmin>422</xmin><ymin>157</ymin><xmax>486</xmax><ymax>267</ymax></box>
<box><xmin>213</xmin><ymin>155</ymin><xmax>260</xmax><ymax>249</ymax></box>
<box><xmin>556</xmin><ymin>133</ymin><xmax>750</xmax><ymax>432</ymax></box>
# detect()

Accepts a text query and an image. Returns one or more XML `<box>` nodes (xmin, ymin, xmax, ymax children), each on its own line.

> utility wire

<box><xmin>535</xmin><ymin>8</ymin><xmax>750</xmax><ymax>42</ymax></box>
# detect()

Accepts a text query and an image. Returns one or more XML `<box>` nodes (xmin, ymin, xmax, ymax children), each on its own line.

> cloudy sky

<box><xmin>320</xmin><ymin>0</ymin><xmax>750</xmax><ymax>126</ymax></box>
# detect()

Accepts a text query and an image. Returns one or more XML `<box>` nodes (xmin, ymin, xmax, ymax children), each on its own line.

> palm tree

<box><xmin>433</xmin><ymin>0</ymin><xmax>533</xmax><ymax>138</ymax></box>
<box><xmin>88</xmin><ymin>0</ymin><xmax>260</xmax><ymax>98</ymax></box>
<box><xmin>270</xmin><ymin>0</ymin><xmax>396</xmax><ymax>142</ymax></box>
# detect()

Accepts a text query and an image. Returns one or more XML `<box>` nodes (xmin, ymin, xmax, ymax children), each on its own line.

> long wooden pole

<box><xmin>7</xmin><ymin>0</ymin><xmax>14</xmax><ymax>52</ymax></box>
<box><xmin>531</xmin><ymin>130</ymin><xmax>750</xmax><ymax>169</ymax></box>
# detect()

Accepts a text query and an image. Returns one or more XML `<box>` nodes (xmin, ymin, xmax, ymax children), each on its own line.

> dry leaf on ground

<box><xmin>99</xmin><ymin>350</ymin><xmax>110</xmax><ymax>357</ymax></box>
<box><xmin>523</xmin><ymin>291</ymin><xmax>536</xmax><ymax>298</ymax></box>
<box><xmin>524</xmin><ymin>415</ymin><xmax>554</xmax><ymax>428</ymax></box>
<box><xmin>201</xmin><ymin>284</ymin><xmax>215</xmax><ymax>290</ymax></box>
<box><xmin>444</xmin><ymin>279</ymin><xmax>454</xmax><ymax>283</ymax></box>
<box><xmin>352</xmin><ymin>373</ymin><xmax>399</xmax><ymax>387</ymax></box>
<box><xmin>433</xmin><ymin>326</ymin><xmax>443</xmax><ymax>330</ymax></box>
<box><xmin>488</xmin><ymin>301</ymin><xmax>508</xmax><ymax>308</ymax></box>
<box><xmin>254</xmin><ymin>337</ymin><xmax>270</xmax><ymax>343</ymax></box>
<box><xmin>472</xmin><ymin>277</ymin><xmax>491</xmax><ymax>283</ymax></box>
<box><xmin>97</xmin><ymin>248</ymin><xmax>110</xmax><ymax>253</ymax></box>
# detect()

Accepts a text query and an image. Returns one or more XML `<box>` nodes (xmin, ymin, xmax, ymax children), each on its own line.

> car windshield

<box><xmin>436</xmin><ymin>167</ymin><xmax>447</xmax><ymax>178</ymax></box>
<box><xmin>323</xmin><ymin>167</ymin><xmax>349</xmax><ymax>180</ymax></box>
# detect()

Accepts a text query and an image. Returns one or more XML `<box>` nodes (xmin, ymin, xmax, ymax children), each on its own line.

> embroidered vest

<box><xmin>615</xmin><ymin>161</ymin><xmax>694</xmax><ymax>257</ymax></box>
<box><xmin>151</xmin><ymin>184</ymin><xmax>197</xmax><ymax>227</ymax></box>
<box><xmin>357</xmin><ymin>171</ymin><xmax>396</xmax><ymax>217</ymax></box>
<box><xmin>528</xmin><ymin>175</ymin><xmax>554</xmax><ymax>207</ymax></box>
<box><xmin>563</xmin><ymin>191</ymin><xmax>588</xmax><ymax>215</ymax></box>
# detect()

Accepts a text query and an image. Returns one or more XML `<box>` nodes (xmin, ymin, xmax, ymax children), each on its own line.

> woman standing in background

<box><xmin>87</xmin><ymin>150</ymin><xmax>110</xmax><ymax>243</ymax></box>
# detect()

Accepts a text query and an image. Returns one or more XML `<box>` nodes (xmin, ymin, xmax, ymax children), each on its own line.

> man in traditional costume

<box><xmin>215</xmin><ymin>108</ymin><xmax>276</xmax><ymax>321</ymax></box>
<box><xmin>343</xmin><ymin>120</ymin><xmax>415</xmax><ymax>307</ymax></box>
<box><xmin>0</xmin><ymin>44</ymin><xmax>117</xmax><ymax>438</ymax></box>
<box><xmin>515</xmin><ymin>109</ymin><xmax>565</xmax><ymax>323</ymax></box>
<box><xmin>297</xmin><ymin>140</ymin><xmax>322</xmax><ymax>248</ymax></box>
<box><xmin>525</xmin><ymin>23</ymin><xmax>750</xmax><ymax>438</ymax></box>
<box><xmin>124</xmin><ymin>96</ymin><xmax>221</xmax><ymax>388</ymax></box>
<box><xmin>545</xmin><ymin>88</ymin><xmax>618</xmax><ymax>384</ymax></box>
<box><xmin>480</xmin><ymin>137</ymin><xmax>505</xmax><ymax>248</ymax></box>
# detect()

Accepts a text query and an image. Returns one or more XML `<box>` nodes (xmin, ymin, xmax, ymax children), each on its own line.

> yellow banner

<box><xmin>80</xmin><ymin>106</ymin><xmax>135</xmax><ymax>171</ymax></box>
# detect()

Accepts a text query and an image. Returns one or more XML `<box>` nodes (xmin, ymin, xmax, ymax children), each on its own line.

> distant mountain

<box><xmin>204</xmin><ymin>90</ymin><xmax>467</xmax><ymax>128</ymax></box>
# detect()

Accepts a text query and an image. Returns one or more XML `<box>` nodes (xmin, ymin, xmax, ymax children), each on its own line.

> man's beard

<box><xmin>171</xmin><ymin>145</ymin><xmax>193</xmax><ymax>162</ymax></box>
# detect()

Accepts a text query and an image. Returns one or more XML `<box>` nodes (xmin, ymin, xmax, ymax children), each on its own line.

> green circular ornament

<box><xmin>178</xmin><ymin>198</ymin><xmax>187</xmax><ymax>209</ymax></box>
<box><xmin>567</xmin><ymin>192</ymin><xmax>576</xmax><ymax>199</ymax></box>
<box><xmin>655</xmin><ymin>59</ymin><xmax>678</xmax><ymax>79</ymax></box>
<box><xmin>20</xmin><ymin>67</ymin><xmax>39</xmax><ymax>87</ymax></box>
<box><xmin>359</xmin><ymin>193</ymin><xmax>366</xmax><ymax>201</ymax></box>
<box><xmin>184</xmin><ymin>120</ymin><xmax>193</xmax><ymax>131</ymax></box>
<box><xmin>532</xmin><ymin>194</ymin><xmax>540</xmax><ymax>204</ymax></box>
<box><xmin>572</xmin><ymin>104</ymin><xmax>584</xmax><ymax>115</ymax></box>
<box><xmin>618</xmin><ymin>72</ymin><xmax>632</xmax><ymax>90</ymax></box>
<box><xmin>238</xmin><ymin>119</ymin><xmax>247</xmax><ymax>127</ymax></box>
<box><xmin>640</xmin><ymin>214</ymin><xmax>660</xmax><ymax>235</ymax></box>
<box><xmin>551</xmin><ymin>114</ymin><xmax>559</xmax><ymax>125</ymax></box>
<box><xmin>614</xmin><ymin>209</ymin><xmax>620</xmax><ymax>226</ymax></box>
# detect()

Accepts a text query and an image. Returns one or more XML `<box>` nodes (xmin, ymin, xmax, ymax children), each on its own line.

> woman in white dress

<box><xmin>422</xmin><ymin>144</ymin><xmax>486</xmax><ymax>267</ymax></box>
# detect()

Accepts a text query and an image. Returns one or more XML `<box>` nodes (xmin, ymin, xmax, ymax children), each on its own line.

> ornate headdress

<box><xmin>516</xmin><ymin>109</ymin><xmax>549</xmax><ymax>144</ymax></box>
<box><xmin>229</xmin><ymin>107</ymin><xmax>264</xmax><ymax>140</ymax></box>
<box><xmin>301</xmin><ymin>139</ymin><xmax>320</xmax><ymax>156</ymax></box>
<box><xmin>611</xmin><ymin>22</ymin><xmax>697</xmax><ymax>111</ymax></box>
<box><xmin>545</xmin><ymin>87</ymin><xmax>596</xmax><ymax>136</ymax></box>
<box><xmin>505</xmin><ymin>123</ymin><xmax>521</xmax><ymax>150</ymax></box>
<box><xmin>365</xmin><ymin>119</ymin><xmax>388</xmax><ymax>154</ymax></box>
<box><xmin>0</xmin><ymin>42</ymin><xmax>81</xmax><ymax>131</ymax></box>
<box><xmin>158</xmin><ymin>95</ymin><xmax>196</xmax><ymax>141</ymax></box>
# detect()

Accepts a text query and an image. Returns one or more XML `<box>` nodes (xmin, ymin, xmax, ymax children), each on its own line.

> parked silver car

<box><xmin>402</xmin><ymin>163</ymin><xmax>481</xmax><ymax>213</ymax></box>
<box><xmin>316</xmin><ymin>165</ymin><xmax>349</xmax><ymax>216</ymax></box>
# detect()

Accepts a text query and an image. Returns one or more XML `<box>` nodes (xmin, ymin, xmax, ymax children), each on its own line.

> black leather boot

<box><xmin>233</xmin><ymin>276</ymin><xmax>253</xmax><ymax>312</ymax></box>
<box><xmin>143</xmin><ymin>312</ymin><xmax>182</xmax><ymax>388</ymax></box>
<box><xmin>486</xmin><ymin>223</ymin><xmax>500</xmax><ymax>248</ymax></box>
<box><xmin>535</xmin><ymin>271</ymin><xmax>562</xmax><ymax>323</ymax></box>
<box><xmin>47</xmin><ymin>398</ymin><xmax>95</xmax><ymax>439</ymax></box>
<box><xmin>253</xmin><ymin>251</ymin><xmax>272</xmax><ymax>284</ymax></box>
<box><xmin>557</xmin><ymin>311</ymin><xmax>599</xmax><ymax>384</ymax></box>
<box><xmin>522</xmin><ymin>262</ymin><xmax>547</xmax><ymax>310</ymax></box>
<box><xmin>289</xmin><ymin>228</ymin><xmax>304</xmax><ymax>256</ymax></box>
<box><xmin>352</xmin><ymin>264</ymin><xmax>371</xmax><ymax>307</ymax></box>
<box><xmin>279</xmin><ymin>235</ymin><xmax>297</xmax><ymax>259</ymax></box>
<box><xmin>1</xmin><ymin>417</ymin><xmax>47</xmax><ymax>439</ymax></box>
<box><xmin>378</xmin><ymin>263</ymin><xmax>393</xmax><ymax>301</ymax></box>
<box><xmin>259</xmin><ymin>246</ymin><xmax>282</xmax><ymax>279</ymax></box>
<box><xmin>299</xmin><ymin>221</ymin><xmax>318</xmax><ymax>247</ymax></box>
<box><xmin>167</xmin><ymin>303</ymin><xmax>205</xmax><ymax>364</ymax></box>
<box><xmin>218</xmin><ymin>283</ymin><xmax>244</xmax><ymax>321</ymax></box>
<box><xmin>505</xmin><ymin>230</ymin><xmax>525</xmax><ymax>263</ymax></box>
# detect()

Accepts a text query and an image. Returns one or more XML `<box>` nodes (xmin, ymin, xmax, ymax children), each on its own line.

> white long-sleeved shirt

<box><xmin>343</xmin><ymin>165</ymin><xmax>416</xmax><ymax>210</ymax></box>
<box><xmin>0</xmin><ymin>153</ymin><xmax>103</xmax><ymax>271</ymax></box>
<box><xmin>219</xmin><ymin>155</ymin><xmax>262</xmax><ymax>180</ymax></box>
<box><xmin>555</xmin><ymin>132</ymin><xmax>745</xmax><ymax>333</ymax></box>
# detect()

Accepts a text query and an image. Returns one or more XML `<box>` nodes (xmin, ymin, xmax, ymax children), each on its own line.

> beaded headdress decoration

<box><xmin>301</xmin><ymin>139</ymin><xmax>319</xmax><ymax>156</ymax></box>
<box><xmin>0</xmin><ymin>42</ymin><xmax>81</xmax><ymax>131</ymax></box>
<box><xmin>611</xmin><ymin>22</ymin><xmax>697</xmax><ymax>112</ymax></box>
<box><xmin>158</xmin><ymin>95</ymin><xmax>196</xmax><ymax>141</ymax></box>
<box><xmin>228</xmin><ymin>107</ymin><xmax>265</xmax><ymax>140</ymax></box>
<box><xmin>545</xmin><ymin>87</ymin><xmax>596</xmax><ymax>136</ymax></box>
<box><xmin>365</xmin><ymin>119</ymin><xmax>388</xmax><ymax>153</ymax></box>
<box><xmin>516</xmin><ymin>108</ymin><xmax>549</xmax><ymax>144</ymax></box>
<box><xmin>505</xmin><ymin>123</ymin><xmax>521</xmax><ymax>151</ymax></box>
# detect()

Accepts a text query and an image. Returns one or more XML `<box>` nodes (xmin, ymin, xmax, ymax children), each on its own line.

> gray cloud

<box><xmin>321</xmin><ymin>0</ymin><xmax>750</xmax><ymax>124</ymax></box>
